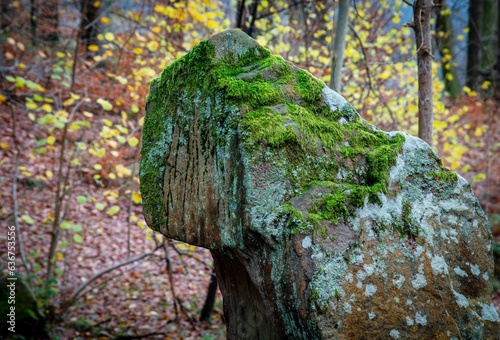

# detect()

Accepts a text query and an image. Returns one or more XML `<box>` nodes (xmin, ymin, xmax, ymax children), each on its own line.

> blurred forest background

<box><xmin>0</xmin><ymin>0</ymin><xmax>499</xmax><ymax>338</ymax></box>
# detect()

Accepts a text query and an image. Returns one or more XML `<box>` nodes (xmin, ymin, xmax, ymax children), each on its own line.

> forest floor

<box><xmin>0</xmin><ymin>89</ymin><xmax>499</xmax><ymax>339</ymax></box>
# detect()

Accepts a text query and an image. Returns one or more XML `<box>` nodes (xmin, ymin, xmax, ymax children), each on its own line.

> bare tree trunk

<box><xmin>435</xmin><ymin>0</ymin><xmax>460</xmax><ymax>99</ymax></box>
<box><xmin>330</xmin><ymin>0</ymin><xmax>350</xmax><ymax>93</ymax></box>
<box><xmin>412</xmin><ymin>0</ymin><xmax>434</xmax><ymax>146</ymax></box>
<box><xmin>236</xmin><ymin>0</ymin><xmax>246</xmax><ymax>29</ymax></box>
<box><xmin>495</xmin><ymin>0</ymin><xmax>500</xmax><ymax>101</ymax></box>
<box><xmin>38</xmin><ymin>0</ymin><xmax>59</xmax><ymax>42</ymax></box>
<box><xmin>480</xmin><ymin>0</ymin><xmax>498</xmax><ymax>94</ymax></box>
<box><xmin>80</xmin><ymin>0</ymin><xmax>100</xmax><ymax>57</ymax></box>
<box><xmin>466</xmin><ymin>0</ymin><xmax>483</xmax><ymax>90</ymax></box>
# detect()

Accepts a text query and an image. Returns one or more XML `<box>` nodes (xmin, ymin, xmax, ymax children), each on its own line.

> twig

<box><xmin>60</xmin><ymin>245</ymin><xmax>161</xmax><ymax>315</ymax></box>
<box><xmin>126</xmin><ymin>145</ymin><xmax>141</xmax><ymax>258</ymax></box>
<box><xmin>45</xmin><ymin>102</ymin><xmax>83</xmax><ymax>303</ymax></box>
<box><xmin>9</xmin><ymin>105</ymin><xmax>31</xmax><ymax>276</ymax></box>
<box><xmin>162</xmin><ymin>240</ymin><xmax>180</xmax><ymax>320</ymax></box>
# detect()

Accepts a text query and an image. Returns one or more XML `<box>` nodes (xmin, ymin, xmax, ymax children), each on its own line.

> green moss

<box><xmin>296</xmin><ymin>69</ymin><xmax>324</xmax><ymax>103</ymax></box>
<box><xmin>393</xmin><ymin>200</ymin><xmax>423</xmax><ymax>239</ymax></box>
<box><xmin>282</xmin><ymin>203</ymin><xmax>315</xmax><ymax>234</ymax></box>
<box><xmin>141</xmin><ymin>32</ymin><xmax>406</xmax><ymax>235</ymax></box>
<box><xmin>428</xmin><ymin>169</ymin><xmax>458</xmax><ymax>183</ymax></box>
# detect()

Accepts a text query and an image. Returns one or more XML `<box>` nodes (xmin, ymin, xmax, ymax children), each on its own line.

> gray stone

<box><xmin>140</xmin><ymin>29</ymin><xmax>499</xmax><ymax>339</ymax></box>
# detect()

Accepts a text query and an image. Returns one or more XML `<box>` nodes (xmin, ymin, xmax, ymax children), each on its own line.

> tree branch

<box><xmin>60</xmin><ymin>245</ymin><xmax>161</xmax><ymax>315</ymax></box>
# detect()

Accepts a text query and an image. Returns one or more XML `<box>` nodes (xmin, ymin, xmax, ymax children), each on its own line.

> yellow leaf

<box><xmin>104</xmin><ymin>32</ymin><xmax>114</xmax><ymax>41</ymax></box>
<box><xmin>46</xmin><ymin>136</ymin><xmax>56</xmax><ymax>145</ymax></box>
<box><xmin>392</xmin><ymin>16</ymin><xmax>400</xmax><ymax>24</ymax></box>
<box><xmin>0</xmin><ymin>141</ymin><xmax>9</xmax><ymax>150</ymax></box>
<box><xmin>115</xmin><ymin>76</ymin><xmax>128</xmax><ymax>85</ymax></box>
<box><xmin>128</xmin><ymin>136</ymin><xmax>139</xmax><ymax>147</ymax></box>
<box><xmin>137</xmin><ymin>67</ymin><xmax>156</xmax><ymax>77</ymax></box>
<box><xmin>147</xmin><ymin>41</ymin><xmax>159</xmax><ymax>52</ymax></box>
<box><xmin>131</xmin><ymin>191</ymin><xmax>142</xmax><ymax>204</ymax></box>
<box><xmin>100</xmin><ymin>17</ymin><xmax>110</xmax><ymax>24</ymax></box>
<box><xmin>206</xmin><ymin>20</ymin><xmax>218</xmax><ymax>29</ymax></box>
<box><xmin>115</xmin><ymin>164</ymin><xmax>131</xmax><ymax>178</ymax></box>
<box><xmin>93</xmin><ymin>1</ymin><xmax>101</xmax><ymax>7</ymax></box>
<box><xmin>26</xmin><ymin>102</ymin><xmax>37</xmax><ymax>109</ymax></box>
<box><xmin>151</xmin><ymin>26</ymin><xmax>162</xmax><ymax>34</ymax></box>
<box><xmin>41</xmin><ymin>103</ymin><xmax>52</xmax><ymax>113</ymax></box>
<box><xmin>97</xmin><ymin>98</ymin><xmax>113</xmax><ymax>111</ymax></box>
<box><xmin>446</xmin><ymin>73</ymin><xmax>453</xmax><ymax>81</ymax></box>
<box><xmin>481</xmin><ymin>81</ymin><xmax>491</xmax><ymax>90</ymax></box>
<box><xmin>46</xmin><ymin>170</ymin><xmax>53</xmax><ymax>178</ymax></box>
<box><xmin>154</xmin><ymin>5</ymin><xmax>165</xmax><ymax>13</ymax></box>
<box><xmin>56</xmin><ymin>252</ymin><xmax>64</xmax><ymax>260</ymax></box>
<box><xmin>88</xmin><ymin>44</ymin><xmax>99</xmax><ymax>52</ymax></box>
<box><xmin>457</xmin><ymin>34</ymin><xmax>464</xmax><ymax>41</ymax></box>
<box><xmin>133</xmin><ymin>47</ymin><xmax>143</xmax><ymax>55</ymax></box>
<box><xmin>63</xmin><ymin>97</ymin><xmax>75</xmax><ymax>106</ymax></box>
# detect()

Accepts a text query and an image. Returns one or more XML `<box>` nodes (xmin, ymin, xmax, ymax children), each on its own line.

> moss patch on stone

<box><xmin>141</xmin><ymin>30</ymin><xmax>405</xmax><ymax>234</ymax></box>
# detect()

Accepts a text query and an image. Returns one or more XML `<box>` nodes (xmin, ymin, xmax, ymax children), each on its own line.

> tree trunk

<box><xmin>199</xmin><ymin>269</ymin><xmax>218</xmax><ymax>322</ymax></box>
<box><xmin>480</xmin><ymin>0</ymin><xmax>498</xmax><ymax>95</ymax></box>
<box><xmin>212</xmin><ymin>252</ymin><xmax>278</xmax><ymax>339</ymax></box>
<box><xmin>466</xmin><ymin>0</ymin><xmax>483</xmax><ymax>90</ymax></box>
<box><xmin>435</xmin><ymin>0</ymin><xmax>461</xmax><ymax>99</ymax></box>
<box><xmin>412</xmin><ymin>0</ymin><xmax>434</xmax><ymax>146</ymax></box>
<box><xmin>330</xmin><ymin>0</ymin><xmax>350</xmax><ymax>93</ymax></box>
<box><xmin>80</xmin><ymin>0</ymin><xmax>100</xmax><ymax>53</ymax></box>
<box><xmin>38</xmin><ymin>0</ymin><xmax>59</xmax><ymax>42</ymax></box>
<box><xmin>495</xmin><ymin>0</ymin><xmax>500</xmax><ymax>101</ymax></box>
<box><xmin>236</xmin><ymin>0</ymin><xmax>246</xmax><ymax>30</ymax></box>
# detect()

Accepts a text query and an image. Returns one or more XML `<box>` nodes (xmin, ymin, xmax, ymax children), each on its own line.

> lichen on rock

<box><xmin>140</xmin><ymin>29</ymin><xmax>499</xmax><ymax>339</ymax></box>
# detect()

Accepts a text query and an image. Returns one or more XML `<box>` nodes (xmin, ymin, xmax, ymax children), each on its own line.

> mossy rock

<box><xmin>140</xmin><ymin>30</ymin><xmax>498</xmax><ymax>339</ymax></box>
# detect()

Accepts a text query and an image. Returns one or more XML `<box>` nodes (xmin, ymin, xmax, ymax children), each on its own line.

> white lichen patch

<box><xmin>468</xmin><ymin>263</ymin><xmax>480</xmax><ymax>276</ymax></box>
<box><xmin>482</xmin><ymin>272</ymin><xmax>489</xmax><ymax>281</ymax></box>
<box><xmin>389</xmin><ymin>329</ymin><xmax>400</xmax><ymax>339</ymax></box>
<box><xmin>365</xmin><ymin>283</ymin><xmax>377</xmax><ymax>297</ymax></box>
<box><xmin>452</xmin><ymin>287</ymin><xmax>469</xmax><ymax>308</ymax></box>
<box><xmin>363</xmin><ymin>263</ymin><xmax>375</xmax><ymax>276</ymax></box>
<box><xmin>368</xmin><ymin>312</ymin><xmax>376</xmax><ymax>320</ymax></box>
<box><xmin>415</xmin><ymin>312</ymin><xmax>428</xmax><ymax>326</ymax></box>
<box><xmin>406</xmin><ymin>316</ymin><xmax>414</xmax><ymax>326</ymax></box>
<box><xmin>392</xmin><ymin>273</ymin><xmax>406</xmax><ymax>289</ymax></box>
<box><xmin>480</xmin><ymin>302</ymin><xmax>499</xmax><ymax>322</ymax></box>
<box><xmin>302</xmin><ymin>236</ymin><xmax>312</xmax><ymax>249</ymax></box>
<box><xmin>345</xmin><ymin>272</ymin><xmax>354</xmax><ymax>283</ymax></box>
<box><xmin>344</xmin><ymin>302</ymin><xmax>352</xmax><ymax>314</ymax></box>
<box><xmin>430</xmin><ymin>254</ymin><xmax>448</xmax><ymax>276</ymax></box>
<box><xmin>411</xmin><ymin>264</ymin><xmax>427</xmax><ymax>290</ymax></box>
<box><xmin>454</xmin><ymin>267</ymin><xmax>468</xmax><ymax>277</ymax></box>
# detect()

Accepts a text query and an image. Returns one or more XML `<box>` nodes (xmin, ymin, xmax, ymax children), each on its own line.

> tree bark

<box><xmin>495</xmin><ymin>0</ymin><xmax>500</xmax><ymax>101</ymax></box>
<box><xmin>466</xmin><ymin>0</ymin><xmax>483</xmax><ymax>90</ymax></box>
<box><xmin>330</xmin><ymin>0</ymin><xmax>350</xmax><ymax>93</ymax></box>
<box><xmin>199</xmin><ymin>269</ymin><xmax>218</xmax><ymax>322</ymax></box>
<box><xmin>80</xmin><ymin>0</ymin><xmax>100</xmax><ymax>53</ymax></box>
<box><xmin>212</xmin><ymin>252</ymin><xmax>278</xmax><ymax>339</ymax></box>
<box><xmin>412</xmin><ymin>0</ymin><xmax>434</xmax><ymax>146</ymax></box>
<box><xmin>435</xmin><ymin>0</ymin><xmax>460</xmax><ymax>99</ymax></box>
<box><xmin>236</xmin><ymin>0</ymin><xmax>246</xmax><ymax>30</ymax></box>
<box><xmin>480</xmin><ymin>0</ymin><xmax>497</xmax><ymax>76</ymax></box>
<box><xmin>38</xmin><ymin>0</ymin><xmax>59</xmax><ymax>42</ymax></box>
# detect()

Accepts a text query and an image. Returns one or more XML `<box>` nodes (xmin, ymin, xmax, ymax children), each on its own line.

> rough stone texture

<box><xmin>140</xmin><ymin>30</ymin><xmax>499</xmax><ymax>339</ymax></box>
